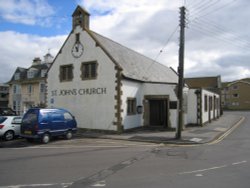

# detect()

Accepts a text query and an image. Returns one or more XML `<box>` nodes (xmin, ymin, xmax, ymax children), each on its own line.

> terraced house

<box><xmin>8</xmin><ymin>53</ymin><xmax>53</xmax><ymax>115</ymax></box>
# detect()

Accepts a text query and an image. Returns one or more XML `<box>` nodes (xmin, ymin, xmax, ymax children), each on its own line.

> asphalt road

<box><xmin>0</xmin><ymin>111</ymin><xmax>250</xmax><ymax>188</ymax></box>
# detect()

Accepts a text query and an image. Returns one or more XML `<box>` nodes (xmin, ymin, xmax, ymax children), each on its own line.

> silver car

<box><xmin>0</xmin><ymin>116</ymin><xmax>22</xmax><ymax>141</ymax></box>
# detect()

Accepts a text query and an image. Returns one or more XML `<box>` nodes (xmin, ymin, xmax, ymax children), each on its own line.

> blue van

<box><xmin>21</xmin><ymin>108</ymin><xmax>77</xmax><ymax>144</ymax></box>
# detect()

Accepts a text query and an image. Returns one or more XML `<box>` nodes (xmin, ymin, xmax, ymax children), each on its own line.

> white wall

<box><xmin>121</xmin><ymin>80</ymin><xmax>143</xmax><ymax>129</ymax></box>
<box><xmin>186</xmin><ymin>89</ymin><xmax>220</xmax><ymax>125</ymax></box>
<box><xmin>201</xmin><ymin>89</ymin><xmax>220</xmax><ymax>124</ymax></box>
<box><xmin>187</xmin><ymin>89</ymin><xmax>197</xmax><ymax>124</ymax></box>
<box><xmin>47</xmin><ymin>26</ymin><xmax>117</xmax><ymax>131</ymax></box>
<box><xmin>121</xmin><ymin>80</ymin><xmax>178</xmax><ymax>129</ymax></box>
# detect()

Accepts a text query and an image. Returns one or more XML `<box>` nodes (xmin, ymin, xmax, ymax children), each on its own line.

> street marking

<box><xmin>195</xmin><ymin>174</ymin><xmax>203</xmax><ymax>177</ymax></box>
<box><xmin>179</xmin><ymin>165</ymin><xmax>228</xmax><ymax>175</ymax></box>
<box><xmin>232</xmin><ymin>161</ymin><xmax>247</xmax><ymax>165</ymax></box>
<box><xmin>91</xmin><ymin>180</ymin><xmax>106</xmax><ymax>187</ymax></box>
<box><xmin>12</xmin><ymin>143</ymin><xmax>160</xmax><ymax>150</ymax></box>
<box><xmin>0</xmin><ymin>183</ymin><xmax>72</xmax><ymax>188</ymax></box>
<box><xmin>179</xmin><ymin>160</ymin><xmax>247</xmax><ymax>175</ymax></box>
<box><xmin>214</xmin><ymin>128</ymin><xmax>227</xmax><ymax>132</ymax></box>
<box><xmin>207</xmin><ymin>116</ymin><xmax>245</xmax><ymax>145</ymax></box>
<box><xmin>189</xmin><ymin>138</ymin><xmax>203</xmax><ymax>142</ymax></box>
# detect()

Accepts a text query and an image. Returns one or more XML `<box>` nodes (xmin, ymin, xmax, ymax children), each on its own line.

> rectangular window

<box><xmin>232</xmin><ymin>93</ymin><xmax>239</xmax><ymax>98</ymax></box>
<box><xmin>14</xmin><ymin>73</ymin><xmax>20</xmax><ymax>80</ymax></box>
<box><xmin>13</xmin><ymin>100</ymin><xmax>21</xmax><ymax>115</ymax></box>
<box><xmin>232</xmin><ymin>85</ymin><xmax>238</xmax><ymax>90</ymax></box>
<box><xmin>204</xmin><ymin>95</ymin><xmax>208</xmax><ymax>112</ymax></box>
<box><xmin>76</xmin><ymin>33</ymin><xmax>80</xmax><ymax>42</ymax></box>
<box><xmin>13</xmin><ymin>85</ymin><xmax>17</xmax><ymax>94</ymax></box>
<box><xmin>81</xmin><ymin>61</ymin><xmax>98</xmax><ymax>80</ymax></box>
<box><xmin>27</xmin><ymin>71</ymin><xmax>34</xmax><ymax>78</ymax></box>
<box><xmin>127</xmin><ymin>98</ymin><xmax>136</xmax><ymax>115</ymax></box>
<box><xmin>13</xmin><ymin>85</ymin><xmax>20</xmax><ymax>94</ymax></box>
<box><xmin>40</xmin><ymin>83</ymin><xmax>45</xmax><ymax>93</ymax></box>
<box><xmin>41</xmin><ymin>69</ymin><xmax>47</xmax><ymax>77</ymax></box>
<box><xmin>27</xmin><ymin>85</ymin><xmax>33</xmax><ymax>94</ymax></box>
<box><xmin>209</xmin><ymin>96</ymin><xmax>213</xmax><ymax>111</ymax></box>
<box><xmin>60</xmin><ymin>64</ymin><xmax>73</xmax><ymax>82</ymax></box>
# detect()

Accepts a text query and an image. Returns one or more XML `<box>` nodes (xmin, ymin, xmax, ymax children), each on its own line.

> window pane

<box><xmin>91</xmin><ymin>63</ymin><xmax>96</xmax><ymax>77</ymax></box>
<box><xmin>127</xmin><ymin>98</ymin><xmax>136</xmax><ymax>115</ymax></box>
<box><xmin>81</xmin><ymin>62</ymin><xmax>97</xmax><ymax>80</ymax></box>
<box><xmin>60</xmin><ymin>65</ymin><xmax>73</xmax><ymax>81</ymax></box>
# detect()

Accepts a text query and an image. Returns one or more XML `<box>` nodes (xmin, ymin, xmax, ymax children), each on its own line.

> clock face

<box><xmin>71</xmin><ymin>42</ymin><xmax>84</xmax><ymax>58</ymax></box>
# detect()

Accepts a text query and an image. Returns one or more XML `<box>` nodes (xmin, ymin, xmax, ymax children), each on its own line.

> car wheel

<box><xmin>4</xmin><ymin>130</ymin><xmax>14</xmax><ymax>141</ymax></box>
<box><xmin>41</xmin><ymin>133</ymin><xmax>50</xmax><ymax>144</ymax></box>
<box><xmin>65</xmin><ymin>130</ymin><xmax>73</xmax><ymax>140</ymax></box>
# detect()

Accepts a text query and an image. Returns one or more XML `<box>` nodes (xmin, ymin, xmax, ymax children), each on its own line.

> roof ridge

<box><xmin>86</xmin><ymin>29</ymin><xmax>178</xmax><ymax>83</ymax></box>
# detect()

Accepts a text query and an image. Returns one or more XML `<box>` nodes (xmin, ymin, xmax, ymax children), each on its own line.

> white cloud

<box><xmin>0</xmin><ymin>0</ymin><xmax>250</xmax><ymax>83</ymax></box>
<box><xmin>0</xmin><ymin>0</ymin><xmax>55</xmax><ymax>26</ymax></box>
<box><xmin>0</xmin><ymin>31</ymin><xmax>66</xmax><ymax>82</ymax></box>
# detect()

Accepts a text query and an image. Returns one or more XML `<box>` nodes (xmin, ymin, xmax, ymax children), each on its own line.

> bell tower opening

<box><xmin>72</xmin><ymin>6</ymin><xmax>90</xmax><ymax>30</ymax></box>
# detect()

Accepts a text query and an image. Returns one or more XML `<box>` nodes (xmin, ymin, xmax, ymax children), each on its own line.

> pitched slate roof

<box><xmin>87</xmin><ymin>30</ymin><xmax>178</xmax><ymax>84</ymax></box>
<box><xmin>8</xmin><ymin>63</ymin><xmax>51</xmax><ymax>83</ymax></box>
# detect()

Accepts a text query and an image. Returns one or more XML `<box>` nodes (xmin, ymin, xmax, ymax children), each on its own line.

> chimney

<box><xmin>32</xmin><ymin>57</ymin><xmax>42</xmax><ymax>65</ymax></box>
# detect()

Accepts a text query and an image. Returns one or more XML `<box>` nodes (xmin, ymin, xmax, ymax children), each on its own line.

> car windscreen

<box><xmin>22</xmin><ymin>113</ymin><xmax>38</xmax><ymax>124</ymax></box>
<box><xmin>0</xmin><ymin>116</ymin><xmax>7</xmax><ymax>123</ymax></box>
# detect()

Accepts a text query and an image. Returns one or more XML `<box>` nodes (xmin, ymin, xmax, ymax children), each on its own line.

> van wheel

<box><xmin>4</xmin><ymin>131</ymin><xmax>14</xmax><ymax>141</ymax></box>
<box><xmin>41</xmin><ymin>133</ymin><xmax>50</xmax><ymax>144</ymax></box>
<box><xmin>65</xmin><ymin>131</ymin><xmax>73</xmax><ymax>140</ymax></box>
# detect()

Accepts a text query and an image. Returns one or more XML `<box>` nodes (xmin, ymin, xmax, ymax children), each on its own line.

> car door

<box><xmin>11</xmin><ymin>116</ymin><xmax>22</xmax><ymax>136</ymax></box>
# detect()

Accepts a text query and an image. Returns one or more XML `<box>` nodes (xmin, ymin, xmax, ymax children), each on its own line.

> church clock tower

<box><xmin>72</xmin><ymin>6</ymin><xmax>90</xmax><ymax>30</ymax></box>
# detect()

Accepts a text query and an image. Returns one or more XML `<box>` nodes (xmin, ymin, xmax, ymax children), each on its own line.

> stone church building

<box><xmin>47</xmin><ymin>6</ymin><xmax>220</xmax><ymax>132</ymax></box>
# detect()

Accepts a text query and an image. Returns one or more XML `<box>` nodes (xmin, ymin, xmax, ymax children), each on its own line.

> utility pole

<box><xmin>176</xmin><ymin>6</ymin><xmax>186</xmax><ymax>139</ymax></box>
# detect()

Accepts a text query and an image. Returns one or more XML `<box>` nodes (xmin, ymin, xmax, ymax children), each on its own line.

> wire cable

<box><xmin>142</xmin><ymin>25</ymin><xmax>179</xmax><ymax>78</ymax></box>
<box><xmin>189</xmin><ymin>0</ymin><xmax>237</xmax><ymax>20</ymax></box>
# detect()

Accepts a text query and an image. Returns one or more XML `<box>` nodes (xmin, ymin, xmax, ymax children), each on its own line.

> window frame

<box><xmin>232</xmin><ymin>93</ymin><xmax>239</xmax><ymax>98</ymax></box>
<box><xmin>127</xmin><ymin>98</ymin><xmax>136</xmax><ymax>115</ymax></box>
<box><xmin>14</xmin><ymin>73</ymin><xmax>20</xmax><ymax>80</ymax></box>
<box><xmin>204</xmin><ymin>95</ymin><xmax>208</xmax><ymax>112</ymax></box>
<box><xmin>27</xmin><ymin>84</ymin><xmax>33</xmax><ymax>94</ymax></box>
<box><xmin>232</xmin><ymin>85</ymin><xmax>238</xmax><ymax>90</ymax></box>
<box><xmin>60</xmin><ymin>64</ymin><xmax>74</xmax><ymax>82</ymax></box>
<box><xmin>81</xmin><ymin>61</ymin><xmax>98</xmax><ymax>80</ymax></box>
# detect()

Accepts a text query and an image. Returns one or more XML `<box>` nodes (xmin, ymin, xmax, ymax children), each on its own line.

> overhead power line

<box><xmin>142</xmin><ymin>24</ymin><xmax>179</xmax><ymax>79</ymax></box>
<box><xmin>189</xmin><ymin>0</ymin><xmax>221</xmax><ymax>18</ymax></box>
<box><xmin>153</xmin><ymin>25</ymin><xmax>179</xmax><ymax>61</ymax></box>
<box><xmin>189</xmin><ymin>0</ymin><xmax>237</xmax><ymax>20</ymax></box>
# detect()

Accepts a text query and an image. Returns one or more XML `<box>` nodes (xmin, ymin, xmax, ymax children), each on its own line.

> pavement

<box><xmin>77</xmin><ymin>113</ymin><xmax>245</xmax><ymax>145</ymax></box>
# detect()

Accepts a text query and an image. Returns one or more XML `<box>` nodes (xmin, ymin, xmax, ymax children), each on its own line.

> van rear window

<box><xmin>23</xmin><ymin>113</ymin><xmax>37</xmax><ymax>124</ymax></box>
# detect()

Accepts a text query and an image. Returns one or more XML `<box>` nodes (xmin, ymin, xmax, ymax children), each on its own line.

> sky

<box><xmin>0</xmin><ymin>0</ymin><xmax>250</xmax><ymax>83</ymax></box>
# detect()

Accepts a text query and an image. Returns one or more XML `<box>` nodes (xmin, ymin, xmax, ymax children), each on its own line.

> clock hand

<box><xmin>75</xmin><ymin>45</ymin><xmax>79</xmax><ymax>52</ymax></box>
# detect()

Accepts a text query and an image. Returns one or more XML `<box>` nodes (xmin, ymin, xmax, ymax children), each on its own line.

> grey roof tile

<box><xmin>91</xmin><ymin>31</ymin><xmax>178</xmax><ymax>84</ymax></box>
